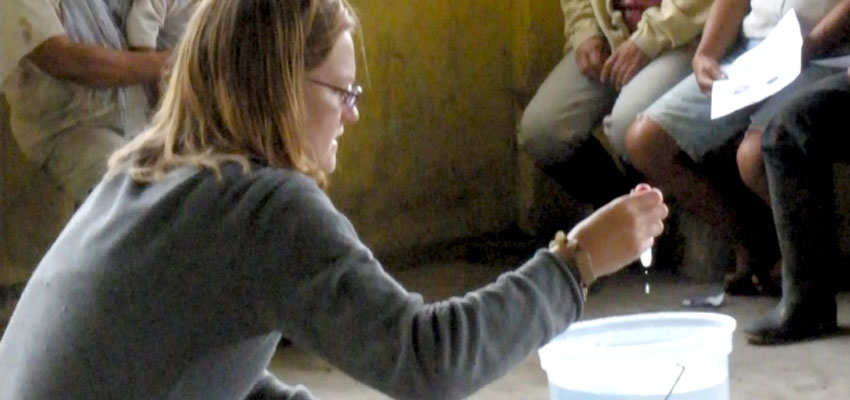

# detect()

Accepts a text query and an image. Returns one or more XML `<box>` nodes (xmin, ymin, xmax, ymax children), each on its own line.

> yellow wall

<box><xmin>330</xmin><ymin>0</ymin><xmax>564</xmax><ymax>255</ymax></box>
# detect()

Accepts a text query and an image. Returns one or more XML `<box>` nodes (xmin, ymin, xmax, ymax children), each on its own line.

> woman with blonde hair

<box><xmin>0</xmin><ymin>0</ymin><xmax>668</xmax><ymax>398</ymax></box>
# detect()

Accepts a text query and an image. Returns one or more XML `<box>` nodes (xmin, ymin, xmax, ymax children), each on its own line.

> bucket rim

<box><xmin>539</xmin><ymin>311</ymin><xmax>737</xmax><ymax>368</ymax></box>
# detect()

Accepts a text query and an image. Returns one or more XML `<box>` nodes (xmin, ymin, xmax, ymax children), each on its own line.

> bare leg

<box><xmin>736</xmin><ymin>128</ymin><xmax>770</xmax><ymax>205</ymax></box>
<box><xmin>737</xmin><ymin>128</ymin><xmax>782</xmax><ymax>290</ymax></box>
<box><xmin>625</xmin><ymin>116</ymin><xmax>779</xmax><ymax>294</ymax></box>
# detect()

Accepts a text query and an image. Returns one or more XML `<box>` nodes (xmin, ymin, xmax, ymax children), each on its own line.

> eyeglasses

<box><xmin>307</xmin><ymin>78</ymin><xmax>362</xmax><ymax>109</ymax></box>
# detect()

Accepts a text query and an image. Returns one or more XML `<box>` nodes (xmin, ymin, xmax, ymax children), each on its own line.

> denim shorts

<box><xmin>642</xmin><ymin>39</ymin><xmax>844</xmax><ymax>161</ymax></box>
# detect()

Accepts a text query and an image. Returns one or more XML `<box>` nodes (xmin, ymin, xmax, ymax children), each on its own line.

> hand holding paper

<box><xmin>710</xmin><ymin>10</ymin><xmax>803</xmax><ymax>119</ymax></box>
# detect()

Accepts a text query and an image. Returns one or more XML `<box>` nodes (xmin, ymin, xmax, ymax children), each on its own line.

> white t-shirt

<box><xmin>126</xmin><ymin>0</ymin><xmax>199</xmax><ymax>49</ymax></box>
<box><xmin>743</xmin><ymin>0</ymin><xmax>843</xmax><ymax>38</ymax></box>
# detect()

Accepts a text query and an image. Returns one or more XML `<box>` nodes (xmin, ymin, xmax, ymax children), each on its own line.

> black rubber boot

<box><xmin>743</xmin><ymin>91</ymin><xmax>843</xmax><ymax>345</ymax></box>
<box><xmin>744</xmin><ymin>285</ymin><xmax>837</xmax><ymax>345</ymax></box>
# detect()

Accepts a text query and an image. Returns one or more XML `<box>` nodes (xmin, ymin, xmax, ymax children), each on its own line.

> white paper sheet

<box><xmin>710</xmin><ymin>10</ymin><xmax>802</xmax><ymax>120</ymax></box>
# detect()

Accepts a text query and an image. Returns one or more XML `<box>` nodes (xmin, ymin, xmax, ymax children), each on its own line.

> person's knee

<box><xmin>604</xmin><ymin>105</ymin><xmax>640</xmax><ymax>158</ymax></box>
<box><xmin>624</xmin><ymin>115</ymin><xmax>669</xmax><ymax>173</ymax></box>
<box><xmin>605</xmin><ymin>87</ymin><xmax>658</xmax><ymax>158</ymax></box>
<box><xmin>736</xmin><ymin>128</ymin><xmax>765</xmax><ymax>192</ymax></box>
<box><xmin>517</xmin><ymin>111</ymin><xmax>553</xmax><ymax>164</ymax></box>
<box><xmin>761</xmin><ymin>107</ymin><xmax>811</xmax><ymax>158</ymax></box>
<box><xmin>517</xmin><ymin>105</ymin><xmax>584</xmax><ymax>166</ymax></box>
<box><xmin>43</xmin><ymin>129</ymin><xmax>125</xmax><ymax>205</ymax></box>
<box><xmin>516</xmin><ymin>106</ymin><xmax>543</xmax><ymax>152</ymax></box>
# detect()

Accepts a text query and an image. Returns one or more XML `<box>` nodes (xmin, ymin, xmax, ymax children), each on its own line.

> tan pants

<box><xmin>517</xmin><ymin>43</ymin><xmax>697</xmax><ymax>165</ymax></box>
<box><xmin>40</xmin><ymin>124</ymin><xmax>126</xmax><ymax>206</ymax></box>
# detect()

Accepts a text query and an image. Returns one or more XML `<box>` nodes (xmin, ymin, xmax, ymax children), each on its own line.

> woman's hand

<box><xmin>567</xmin><ymin>184</ymin><xmax>668</xmax><ymax>279</ymax></box>
<box><xmin>692</xmin><ymin>53</ymin><xmax>726</xmax><ymax>95</ymax></box>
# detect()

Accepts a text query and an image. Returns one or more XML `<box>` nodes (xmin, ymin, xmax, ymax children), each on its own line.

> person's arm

<box><xmin>254</xmin><ymin>176</ymin><xmax>584</xmax><ymax>400</ymax></box>
<box><xmin>254</xmin><ymin>174</ymin><xmax>666</xmax><ymax>400</ymax></box>
<box><xmin>562</xmin><ymin>0</ymin><xmax>610</xmax><ymax>80</ymax></box>
<box><xmin>630</xmin><ymin>0</ymin><xmax>714</xmax><ymax>58</ymax></box>
<box><xmin>692</xmin><ymin>0</ymin><xmax>750</xmax><ymax>94</ymax></box>
<box><xmin>561</xmin><ymin>0</ymin><xmax>603</xmax><ymax>53</ymax></box>
<box><xmin>600</xmin><ymin>0</ymin><xmax>713</xmax><ymax>89</ymax></box>
<box><xmin>25</xmin><ymin>35</ymin><xmax>169</xmax><ymax>87</ymax></box>
<box><xmin>803</xmin><ymin>0</ymin><xmax>850</xmax><ymax>62</ymax></box>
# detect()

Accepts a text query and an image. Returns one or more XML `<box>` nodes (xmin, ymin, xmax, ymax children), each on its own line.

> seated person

<box><xmin>0</xmin><ymin>0</ymin><xmax>170</xmax><ymax>333</ymax></box>
<box><xmin>0</xmin><ymin>0</ymin><xmax>170</xmax><ymax>205</ymax></box>
<box><xmin>744</xmin><ymin>69</ymin><xmax>850</xmax><ymax>344</ymax></box>
<box><xmin>0</xmin><ymin>0</ymin><xmax>670</xmax><ymax>397</ymax></box>
<box><xmin>624</xmin><ymin>0</ymin><xmax>850</xmax><ymax>296</ymax></box>
<box><xmin>517</xmin><ymin>0</ymin><xmax>712</xmax><ymax>209</ymax></box>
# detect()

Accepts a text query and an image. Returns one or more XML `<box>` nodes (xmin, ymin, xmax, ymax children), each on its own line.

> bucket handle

<box><xmin>664</xmin><ymin>363</ymin><xmax>686</xmax><ymax>400</ymax></box>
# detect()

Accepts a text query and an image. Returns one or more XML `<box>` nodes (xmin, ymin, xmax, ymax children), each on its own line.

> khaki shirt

<box><xmin>0</xmin><ymin>0</ymin><xmax>142</xmax><ymax>164</ymax></box>
<box><xmin>560</xmin><ymin>0</ymin><xmax>712</xmax><ymax>58</ymax></box>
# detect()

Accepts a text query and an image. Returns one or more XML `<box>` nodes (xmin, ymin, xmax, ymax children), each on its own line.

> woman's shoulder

<box><xmin>102</xmin><ymin>163</ymin><xmax>331</xmax><ymax>219</ymax></box>
<box><xmin>211</xmin><ymin>163</ymin><xmax>349</xmax><ymax>235</ymax></box>
<box><xmin>221</xmin><ymin>162</ymin><xmax>322</xmax><ymax>193</ymax></box>
<box><xmin>214</xmin><ymin>162</ymin><xmax>332</xmax><ymax>209</ymax></box>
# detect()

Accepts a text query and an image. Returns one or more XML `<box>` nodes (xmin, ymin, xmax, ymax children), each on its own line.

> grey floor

<box><xmin>270</xmin><ymin>261</ymin><xmax>850</xmax><ymax>399</ymax></box>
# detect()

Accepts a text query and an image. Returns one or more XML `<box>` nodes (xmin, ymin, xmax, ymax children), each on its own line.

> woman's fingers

<box><xmin>567</xmin><ymin>187</ymin><xmax>669</xmax><ymax>279</ymax></box>
<box><xmin>628</xmin><ymin>187</ymin><xmax>667</xmax><ymax>216</ymax></box>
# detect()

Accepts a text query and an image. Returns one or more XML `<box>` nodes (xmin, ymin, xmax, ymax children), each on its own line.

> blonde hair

<box><xmin>109</xmin><ymin>0</ymin><xmax>358</xmax><ymax>188</ymax></box>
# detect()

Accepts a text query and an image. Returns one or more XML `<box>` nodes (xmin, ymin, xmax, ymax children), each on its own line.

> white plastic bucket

<box><xmin>538</xmin><ymin>312</ymin><xmax>736</xmax><ymax>400</ymax></box>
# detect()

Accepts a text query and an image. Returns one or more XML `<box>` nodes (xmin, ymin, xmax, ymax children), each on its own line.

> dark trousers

<box><xmin>761</xmin><ymin>71</ymin><xmax>850</xmax><ymax>296</ymax></box>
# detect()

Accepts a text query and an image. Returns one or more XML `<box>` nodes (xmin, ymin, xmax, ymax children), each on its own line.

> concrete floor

<box><xmin>270</xmin><ymin>261</ymin><xmax>850</xmax><ymax>399</ymax></box>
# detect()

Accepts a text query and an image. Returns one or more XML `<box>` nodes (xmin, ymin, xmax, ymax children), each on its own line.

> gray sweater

<box><xmin>0</xmin><ymin>164</ymin><xmax>585</xmax><ymax>399</ymax></box>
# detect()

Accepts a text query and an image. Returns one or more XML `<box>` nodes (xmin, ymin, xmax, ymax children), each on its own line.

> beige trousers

<box><xmin>518</xmin><ymin>43</ymin><xmax>697</xmax><ymax>165</ymax></box>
